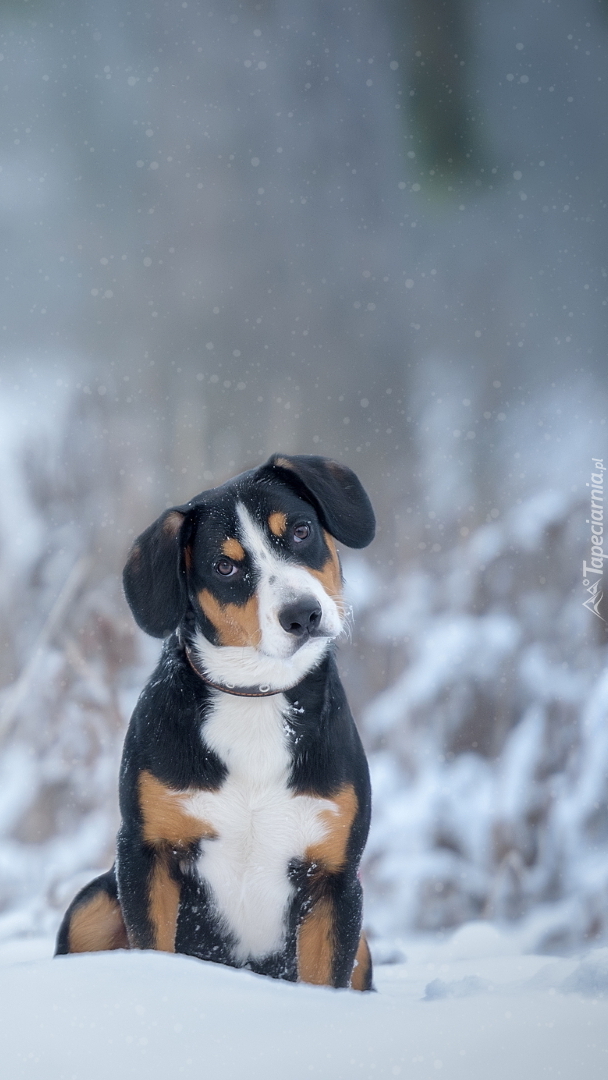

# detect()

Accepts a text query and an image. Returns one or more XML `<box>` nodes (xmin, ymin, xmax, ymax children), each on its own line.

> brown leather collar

<box><xmin>184</xmin><ymin>643</ymin><xmax>298</xmax><ymax>698</ymax></box>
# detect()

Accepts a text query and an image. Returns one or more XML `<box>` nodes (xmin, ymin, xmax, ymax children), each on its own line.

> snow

<box><xmin>1</xmin><ymin>924</ymin><xmax>607</xmax><ymax>1079</ymax></box>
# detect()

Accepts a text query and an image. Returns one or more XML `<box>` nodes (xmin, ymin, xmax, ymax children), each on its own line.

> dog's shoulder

<box><xmin>119</xmin><ymin>635</ymin><xmax>226</xmax><ymax>811</ymax></box>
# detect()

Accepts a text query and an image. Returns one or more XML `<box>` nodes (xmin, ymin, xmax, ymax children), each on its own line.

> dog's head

<box><xmin>123</xmin><ymin>454</ymin><xmax>375</xmax><ymax>688</ymax></box>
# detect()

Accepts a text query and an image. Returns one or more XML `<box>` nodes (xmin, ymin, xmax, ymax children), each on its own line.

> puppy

<box><xmin>56</xmin><ymin>454</ymin><xmax>375</xmax><ymax>990</ymax></box>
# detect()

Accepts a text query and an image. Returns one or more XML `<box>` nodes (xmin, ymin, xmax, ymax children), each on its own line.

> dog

<box><xmin>56</xmin><ymin>454</ymin><xmax>375</xmax><ymax>991</ymax></box>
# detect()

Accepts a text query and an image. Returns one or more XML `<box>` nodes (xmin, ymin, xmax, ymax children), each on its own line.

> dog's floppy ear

<box><xmin>123</xmin><ymin>505</ymin><xmax>195</xmax><ymax>637</ymax></box>
<box><xmin>265</xmin><ymin>454</ymin><xmax>375</xmax><ymax>548</ymax></box>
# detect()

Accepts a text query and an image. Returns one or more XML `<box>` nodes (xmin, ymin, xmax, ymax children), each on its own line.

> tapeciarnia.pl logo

<box><xmin>582</xmin><ymin>458</ymin><xmax>605</xmax><ymax>621</ymax></box>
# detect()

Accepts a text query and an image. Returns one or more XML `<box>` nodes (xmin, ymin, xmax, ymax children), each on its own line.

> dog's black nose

<box><xmin>279</xmin><ymin>599</ymin><xmax>323</xmax><ymax>638</ymax></box>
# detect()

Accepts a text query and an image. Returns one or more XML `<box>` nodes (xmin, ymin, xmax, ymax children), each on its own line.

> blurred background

<box><xmin>0</xmin><ymin>0</ymin><xmax>607</xmax><ymax>954</ymax></box>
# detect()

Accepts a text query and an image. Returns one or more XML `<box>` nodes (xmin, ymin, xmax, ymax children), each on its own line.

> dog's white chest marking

<box><xmin>183</xmin><ymin>692</ymin><xmax>335</xmax><ymax>963</ymax></box>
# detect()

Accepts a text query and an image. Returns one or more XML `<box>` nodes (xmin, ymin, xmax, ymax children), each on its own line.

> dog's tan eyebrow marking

<box><xmin>268</xmin><ymin>511</ymin><xmax>287</xmax><ymax>537</ymax></box>
<box><xmin>198</xmin><ymin>589</ymin><xmax>261</xmax><ymax>647</ymax></box>
<box><xmin>308</xmin><ymin>532</ymin><xmax>342</xmax><ymax>599</ymax></box>
<box><xmin>221</xmin><ymin>537</ymin><xmax>245</xmax><ymax>560</ymax></box>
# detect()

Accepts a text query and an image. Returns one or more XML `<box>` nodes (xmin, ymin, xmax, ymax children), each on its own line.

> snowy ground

<box><xmin>1</xmin><ymin>923</ymin><xmax>607</xmax><ymax>1079</ymax></box>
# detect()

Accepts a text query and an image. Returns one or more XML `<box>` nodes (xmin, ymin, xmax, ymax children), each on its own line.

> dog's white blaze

<box><xmin>184</xmin><ymin>692</ymin><xmax>337</xmax><ymax>962</ymax></box>
<box><xmin>236</xmin><ymin>503</ymin><xmax>343</xmax><ymax>660</ymax></box>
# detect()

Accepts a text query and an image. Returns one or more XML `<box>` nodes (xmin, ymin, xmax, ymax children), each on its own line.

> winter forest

<box><xmin>0</xmin><ymin>0</ymin><xmax>607</xmax><ymax>980</ymax></box>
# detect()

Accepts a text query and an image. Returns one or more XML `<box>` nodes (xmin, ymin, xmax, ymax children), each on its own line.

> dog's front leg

<box><xmin>297</xmin><ymin>871</ymin><xmax>371</xmax><ymax>990</ymax></box>
<box><xmin>116</xmin><ymin>767</ymin><xmax>211</xmax><ymax>951</ymax></box>
<box><xmin>332</xmin><ymin>871</ymin><xmax>370</xmax><ymax>989</ymax></box>
<box><xmin>116</xmin><ymin>829</ymin><xmax>181</xmax><ymax>952</ymax></box>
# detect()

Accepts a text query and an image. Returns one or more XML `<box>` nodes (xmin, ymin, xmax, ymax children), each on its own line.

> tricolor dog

<box><xmin>56</xmin><ymin>454</ymin><xmax>375</xmax><ymax>990</ymax></box>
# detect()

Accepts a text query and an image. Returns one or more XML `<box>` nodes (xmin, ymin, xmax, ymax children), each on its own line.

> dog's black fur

<box><xmin>56</xmin><ymin>454</ymin><xmax>375</xmax><ymax>990</ymax></box>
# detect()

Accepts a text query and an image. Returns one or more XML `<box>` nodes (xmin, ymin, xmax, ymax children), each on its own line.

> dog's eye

<box><xmin>293</xmin><ymin>524</ymin><xmax>311</xmax><ymax>543</ymax></box>
<box><xmin>216</xmin><ymin>558</ymin><xmax>237</xmax><ymax>577</ymax></box>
